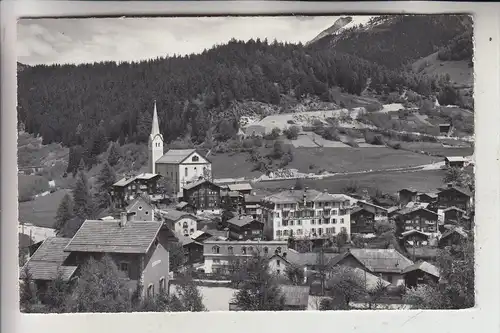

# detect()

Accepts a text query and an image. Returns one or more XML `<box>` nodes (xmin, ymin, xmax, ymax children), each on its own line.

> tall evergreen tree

<box><xmin>107</xmin><ymin>142</ymin><xmax>121</xmax><ymax>166</ymax></box>
<box><xmin>94</xmin><ymin>161</ymin><xmax>117</xmax><ymax>209</ymax></box>
<box><xmin>73</xmin><ymin>169</ymin><xmax>95</xmax><ymax>219</ymax></box>
<box><xmin>55</xmin><ymin>193</ymin><xmax>74</xmax><ymax>232</ymax></box>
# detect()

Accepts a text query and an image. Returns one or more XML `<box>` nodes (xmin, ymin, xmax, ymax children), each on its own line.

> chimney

<box><xmin>119</xmin><ymin>212</ymin><xmax>128</xmax><ymax>227</ymax></box>
<box><xmin>224</xmin><ymin>227</ymin><xmax>229</xmax><ymax>239</ymax></box>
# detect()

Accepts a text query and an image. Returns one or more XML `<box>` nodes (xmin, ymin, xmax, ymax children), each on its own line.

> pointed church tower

<box><xmin>148</xmin><ymin>100</ymin><xmax>164</xmax><ymax>174</ymax></box>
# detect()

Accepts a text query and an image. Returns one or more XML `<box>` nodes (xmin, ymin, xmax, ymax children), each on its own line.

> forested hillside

<box><xmin>17</xmin><ymin>15</ymin><xmax>471</xmax><ymax>173</ymax></box>
<box><xmin>310</xmin><ymin>15</ymin><xmax>472</xmax><ymax>69</ymax></box>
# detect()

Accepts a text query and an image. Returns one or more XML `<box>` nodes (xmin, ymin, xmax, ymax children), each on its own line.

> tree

<box><xmin>20</xmin><ymin>268</ymin><xmax>38</xmax><ymax>313</ymax></box>
<box><xmin>171</xmin><ymin>274</ymin><xmax>206</xmax><ymax>312</ymax></box>
<box><xmin>335</xmin><ymin>229</ymin><xmax>349</xmax><ymax>247</ymax></box>
<box><xmin>107</xmin><ymin>142</ymin><xmax>121</xmax><ymax>166</ymax></box>
<box><xmin>65</xmin><ymin>255</ymin><xmax>132</xmax><ymax>313</ymax></box>
<box><xmin>320</xmin><ymin>266</ymin><xmax>366</xmax><ymax>310</ymax></box>
<box><xmin>294</xmin><ymin>178</ymin><xmax>305</xmax><ymax>190</ymax></box>
<box><xmin>55</xmin><ymin>193</ymin><xmax>74</xmax><ymax>232</ymax></box>
<box><xmin>168</xmin><ymin>241</ymin><xmax>186</xmax><ymax>273</ymax></box>
<box><xmin>157</xmin><ymin>175</ymin><xmax>174</xmax><ymax>198</ymax></box>
<box><xmin>404</xmin><ymin>236</ymin><xmax>474</xmax><ymax>309</ymax></box>
<box><xmin>43</xmin><ymin>272</ymin><xmax>72</xmax><ymax>313</ymax></box>
<box><xmin>444</xmin><ymin>167</ymin><xmax>464</xmax><ymax>184</ymax></box>
<box><xmin>94</xmin><ymin>161</ymin><xmax>117</xmax><ymax>209</ymax></box>
<box><xmin>231</xmin><ymin>254</ymin><xmax>286</xmax><ymax>311</ymax></box>
<box><xmin>285</xmin><ymin>263</ymin><xmax>305</xmax><ymax>285</ymax></box>
<box><xmin>283</xmin><ymin>126</ymin><xmax>300</xmax><ymax>140</ymax></box>
<box><xmin>73</xmin><ymin>169</ymin><xmax>95</xmax><ymax>219</ymax></box>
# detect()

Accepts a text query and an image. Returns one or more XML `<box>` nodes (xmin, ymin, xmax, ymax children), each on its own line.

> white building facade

<box><xmin>261</xmin><ymin>189</ymin><xmax>353</xmax><ymax>241</ymax></box>
<box><xmin>147</xmin><ymin>102</ymin><xmax>212</xmax><ymax>195</ymax></box>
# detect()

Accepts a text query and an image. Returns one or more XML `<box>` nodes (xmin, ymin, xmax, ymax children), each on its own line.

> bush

<box><xmin>388</xmin><ymin>141</ymin><xmax>402</xmax><ymax>149</ymax></box>
<box><xmin>283</xmin><ymin>126</ymin><xmax>300</xmax><ymax>140</ymax></box>
<box><xmin>321</xmin><ymin>127</ymin><xmax>340</xmax><ymax>141</ymax></box>
<box><xmin>345</xmin><ymin>138</ymin><xmax>359</xmax><ymax>148</ymax></box>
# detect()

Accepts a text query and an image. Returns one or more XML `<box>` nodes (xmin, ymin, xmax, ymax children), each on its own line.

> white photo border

<box><xmin>2</xmin><ymin>2</ymin><xmax>499</xmax><ymax>333</ymax></box>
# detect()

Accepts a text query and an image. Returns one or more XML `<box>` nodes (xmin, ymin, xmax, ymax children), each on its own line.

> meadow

<box><xmin>18</xmin><ymin>189</ymin><xmax>71</xmax><ymax>228</ymax></box>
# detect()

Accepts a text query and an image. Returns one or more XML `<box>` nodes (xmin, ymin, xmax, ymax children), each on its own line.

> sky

<box><xmin>17</xmin><ymin>15</ymin><xmax>374</xmax><ymax>66</ymax></box>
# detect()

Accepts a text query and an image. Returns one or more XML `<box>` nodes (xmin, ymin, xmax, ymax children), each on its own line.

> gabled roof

<box><xmin>64</xmin><ymin>220</ymin><xmax>163</xmax><ymax>254</ymax></box>
<box><xmin>263</xmin><ymin>189</ymin><xmax>350</xmax><ymax>205</ymax></box>
<box><xmin>284</xmin><ymin>249</ymin><xmax>338</xmax><ymax>267</ymax></box>
<box><xmin>350</xmin><ymin>206</ymin><xmax>374</xmax><ymax>215</ymax></box>
<box><xmin>402</xmin><ymin>261</ymin><xmax>440</xmax><ymax>278</ymax></box>
<box><xmin>437</xmin><ymin>185</ymin><xmax>472</xmax><ymax>198</ymax></box>
<box><xmin>190</xmin><ymin>230</ymin><xmax>211</xmax><ymax>240</ymax></box>
<box><xmin>156</xmin><ymin>149</ymin><xmax>209</xmax><ymax>164</ymax></box>
<box><xmin>176</xmin><ymin>201</ymin><xmax>190</xmax><ymax>209</ymax></box>
<box><xmin>443</xmin><ymin>206</ymin><xmax>467</xmax><ymax>214</ymax></box>
<box><xmin>227</xmin><ymin>183</ymin><xmax>253</xmax><ymax>192</ymax></box>
<box><xmin>21</xmin><ymin>237</ymin><xmax>78</xmax><ymax>281</ymax></box>
<box><xmin>357</xmin><ymin>200</ymin><xmax>388</xmax><ymax>212</ymax></box>
<box><xmin>113</xmin><ymin>173</ymin><xmax>160</xmax><ymax>187</ymax></box>
<box><xmin>324</xmin><ymin>266</ymin><xmax>391</xmax><ymax>290</ymax></box>
<box><xmin>399</xmin><ymin>188</ymin><xmax>419</xmax><ymax>194</ymax></box>
<box><xmin>440</xmin><ymin>226</ymin><xmax>469</xmax><ymax>240</ymax></box>
<box><xmin>445</xmin><ymin>156</ymin><xmax>467</xmax><ymax>162</ymax></box>
<box><xmin>418</xmin><ymin>192</ymin><xmax>438</xmax><ymax>199</ymax></box>
<box><xmin>158</xmin><ymin>209</ymin><xmax>197</xmax><ymax>222</ymax></box>
<box><xmin>126</xmin><ymin>196</ymin><xmax>155</xmax><ymax>213</ymax></box>
<box><xmin>227</xmin><ymin>215</ymin><xmax>263</xmax><ymax>228</ymax></box>
<box><xmin>401</xmin><ymin>229</ymin><xmax>431</xmax><ymax>239</ymax></box>
<box><xmin>183</xmin><ymin>179</ymin><xmax>222</xmax><ymax>191</ymax></box>
<box><xmin>396</xmin><ymin>206</ymin><xmax>437</xmax><ymax>217</ymax></box>
<box><xmin>349</xmin><ymin>249</ymin><xmax>414</xmax><ymax>273</ymax></box>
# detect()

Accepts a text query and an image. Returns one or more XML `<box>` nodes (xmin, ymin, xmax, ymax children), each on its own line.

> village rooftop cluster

<box><xmin>20</xmin><ymin>102</ymin><xmax>474</xmax><ymax>310</ymax></box>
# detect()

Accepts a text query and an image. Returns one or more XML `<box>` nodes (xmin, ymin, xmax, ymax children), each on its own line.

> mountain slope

<box><xmin>308</xmin><ymin>15</ymin><xmax>472</xmax><ymax>69</ymax></box>
<box><xmin>306</xmin><ymin>16</ymin><xmax>353</xmax><ymax>46</ymax></box>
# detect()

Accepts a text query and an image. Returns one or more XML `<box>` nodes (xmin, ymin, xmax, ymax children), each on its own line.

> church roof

<box><xmin>151</xmin><ymin>100</ymin><xmax>160</xmax><ymax>136</ymax></box>
<box><xmin>156</xmin><ymin>149</ymin><xmax>196</xmax><ymax>164</ymax></box>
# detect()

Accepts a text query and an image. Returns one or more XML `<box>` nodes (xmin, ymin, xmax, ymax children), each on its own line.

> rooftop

<box><xmin>263</xmin><ymin>189</ymin><xmax>350</xmax><ymax>204</ymax></box>
<box><xmin>437</xmin><ymin>185</ymin><xmax>473</xmax><ymax>198</ymax></box>
<box><xmin>64</xmin><ymin>220</ymin><xmax>162</xmax><ymax>254</ymax></box>
<box><xmin>227</xmin><ymin>215</ymin><xmax>263</xmax><ymax>228</ymax></box>
<box><xmin>402</xmin><ymin>261</ymin><xmax>440</xmax><ymax>278</ymax></box>
<box><xmin>227</xmin><ymin>183</ymin><xmax>253</xmax><ymax>192</ymax></box>
<box><xmin>183</xmin><ymin>179</ymin><xmax>221</xmax><ymax>191</ymax></box>
<box><xmin>445</xmin><ymin>156</ymin><xmax>467</xmax><ymax>162</ymax></box>
<box><xmin>113</xmin><ymin>173</ymin><xmax>160</xmax><ymax>187</ymax></box>
<box><xmin>349</xmin><ymin>249</ymin><xmax>414</xmax><ymax>273</ymax></box>
<box><xmin>156</xmin><ymin>149</ymin><xmax>199</xmax><ymax>164</ymax></box>
<box><xmin>21</xmin><ymin>237</ymin><xmax>78</xmax><ymax>281</ymax></box>
<box><xmin>396</xmin><ymin>206</ymin><xmax>437</xmax><ymax>217</ymax></box>
<box><xmin>279</xmin><ymin>285</ymin><xmax>310</xmax><ymax>307</ymax></box>
<box><xmin>158</xmin><ymin>209</ymin><xmax>197</xmax><ymax>222</ymax></box>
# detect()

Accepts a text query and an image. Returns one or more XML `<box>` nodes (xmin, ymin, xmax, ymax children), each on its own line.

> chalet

<box><xmin>111</xmin><ymin>173</ymin><xmax>161</xmax><ymax>208</ymax></box>
<box><xmin>438</xmin><ymin>226</ymin><xmax>469</xmax><ymax>248</ymax></box>
<box><xmin>227</xmin><ymin>183</ymin><xmax>253</xmax><ymax>196</ymax></box>
<box><xmin>417</xmin><ymin>192</ymin><xmax>438</xmax><ymax>204</ymax></box>
<box><xmin>402</xmin><ymin>261</ymin><xmax>440</xmax><ymax>288</ymax></box>
<box><xmin>203</xmin><ymin>240</ymin><xmax>288</xmax><ymax>275</ymax></box>
<box><xmin>20</xmin><ymin>237</ymin><xmax>79</xmax><ymax>302</ymax></box>
<box><xmin>63</xmin><ymin>215</ymin><xmax>170</xmax><ymax>299</ymax></box>
<box><xmin>176</xmin><ymin>234</ymin><xmax>204</xmax><ymax>264</ymax></box>
<box><xmin>158</xmin><ymin>209</ymin><xmax>198</xmax><ymax>237</ymax></box>
<box><xmin>400</xmin><ymin>229</ymin><xmax>430</xmax><ymax>247</ymax></box>
<box><xmin>226</xmin><ymin>215</ymin><xmax>264</xmax><ymax>241</ymax></box>
<box><xmin>443</xmin><ymin>206</ymin><xmax>468</xmax><ymax>224</ymax></box>
<box><xmin>439</xmin><ymin>123</ymin><xmax>452</xmax><ymax>136</ymax></box>
<box><xmin>224</xmin><ymin>190</ymin><xmax>244</xmax><ymax>210</ymax></box>
<box><xmin>357</xmin><ymin>201</ymin><xmax>388</xmax><ymax>222</ymax></box>
<box><xmin>321</xmin><ymin>266</ymin><xmax>391</xmax><ymax>297</ymax></box>
<box><xmin>410</xmin><ymin>247</ymin><xmax>438</xmax><ymax>262</ymax></box>
<box><xmin>393</xmin><ymin>206</ymin><xmax>439</xmax><ymax>234</ymax></box>
<box><xmin>444</xmin><ymin>156</ymin><xmax>467</xmax><ymax>169</ymax></box>
<box><xmin>349</xmin><ymin>249</ymin><xmax>414</xmax><ymax>286</ymax></box>
<box><xmin>243</xmin><ymin>192</ymin><xmax>266</xmax><ymax>219</ymax></box>
<box><xmin>350</xmin><ymin>207</ymin><xmax>376</xmax><ymax>234</ymax></box>
<box><xmin>398</xmin><ymin>189</ymin><xmax>419</xmax><ymax>207</ymax></box>
<box><xmin>437</xmin><ymin>184</ymin><xmax>473</xmax><ymax>212</ymax></box>
<box><xmin>229</xmin><ymin>285</ymin><xmax>310</xmax><ymax>311</ymax></box>
<box><xmin>126</xmin><ymin>196</ymin><xmax>157</xmax><ymax>222</ymax></box>
<box><xmin>183</xmin><ymin>179</ymin><xmax>223</xmax><ymax>214</ymax></box>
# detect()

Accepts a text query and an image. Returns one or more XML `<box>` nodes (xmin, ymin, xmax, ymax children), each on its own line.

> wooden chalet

<box><xmin>182</xmin><ymin>179</ymin><xmax>223</xmax><ymax>214</ymax></box>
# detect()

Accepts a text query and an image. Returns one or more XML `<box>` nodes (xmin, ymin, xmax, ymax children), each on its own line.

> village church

<box><xmin>148</xmin><ymin>101</ymin><xmax>212</xmax><ymax>196</ymax></box>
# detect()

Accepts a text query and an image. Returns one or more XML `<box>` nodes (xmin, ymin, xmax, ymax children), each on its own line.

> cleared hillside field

<box><xmin>19</xmin><ymin>189</ymin><xmax>71</xmax><ymax>228</ymax></box>
<box><xmin>210</xmin><ymin>147</ymin><xmax>440</xmax><ymax>179</ymax></box>
<box><xmin>253</xmin><ymin>169</ymin><xmax>446</xmax><ymax>196</ymax></box>
<box><xmin>412</xmin><ymin>52</ymin><xmax>473</xmax><ymax>88</ymax></box>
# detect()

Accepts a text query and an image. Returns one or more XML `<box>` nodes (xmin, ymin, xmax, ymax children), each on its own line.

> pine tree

<box><xmin>94</xmin><ymin>161</ymin><xmax>117</xmax><ymax>209</ymax></box>
<box><xmin>73</xmin><ymin>169</ymin><xmax>95</xmax><ymax>219</ymax></box>
<box><xmin>55</xmin><ymin>193</ymin><xmax>74</xmax><ymax>231</ymax></box>
<box><xmin>107</xmin><ymin>142</ymin><xmax>121</xmax><ymax>166</ymax></box>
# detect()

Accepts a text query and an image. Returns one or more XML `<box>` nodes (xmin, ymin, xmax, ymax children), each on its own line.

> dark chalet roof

<box><xmin>183</xmin><ymin>179</ymin><xmax>222</xmax><ymax>191</ymax></box>
<box><xmin>437</xmin><ymin>185</ymin><xmax>473</xmax><ymax>198</ymax></box>
<box><xmin>64</xmin><ymin>220</ymin><xmax>162</xmax><ymax>254</ymax></box>
<box><xmin>227</xmin><ymin>215</ymin><xmax>263</xmax><ymax>228</ymax></box>
<box><xmin>21</xmin><ymin>237</ymin><xmax>78</xmax><ymax>281</ymax></box>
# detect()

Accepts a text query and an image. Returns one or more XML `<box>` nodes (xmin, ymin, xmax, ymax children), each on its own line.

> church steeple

<box><xmin>148</xmin><ymin>100</ymin><xmax>164</xmax><ymax>175</ymax></box>
<box><xmin>151</xmin><ymin>100</ymin><xmax>160</xmax><ymax>136</ymax></box>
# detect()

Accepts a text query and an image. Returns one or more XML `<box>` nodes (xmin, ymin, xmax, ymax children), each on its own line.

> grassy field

<box><xmin>18</xmin><ymin>189</ymin><xmax>71</xmax><ymax>228</ymax></box>
<box><xmin>412</xmin><ymin>52</ymin><xmax>473</xmax><ymax>88</ymax></box>
<box><xmin>253</xmin><ymin>169</ymin><xmax>446</xmax><ymax>196</ymax></box>
<box><xmin>211</xmin><ymin>147</ymin><xmax>441</xmax><ymax>179</ymax></box>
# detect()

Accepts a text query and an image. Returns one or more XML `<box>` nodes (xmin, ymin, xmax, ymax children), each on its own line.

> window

<box><xmin>194</xmin><ymin>167</ymin><xmax>197</xmax><ymax>174</ymax></box>
<box><xmin>290</xmin><ymin>220</ymin><xmax>294</xmax><ymax>226</ymax></box>
<box><xmin>277</xmin><ymin>260</ymin><xmax>281</xmax><ymax>267</ymax></box>
<box><xmin>120</xmin><ymin>262</ymin><xmax>129</xmax><ymax>273</ymax></box>
<box><xmin>147</xmin><ymin>284</ymin><xmax>154</xmax><ymax>298</ymax></box>
<box><xmin>185</xmin><ymin>167</ymin><xmax>188</xmax><ymax>177</ymax></box>
<box><xmin>341</xmin><ymin>227</ymin><xmax>346</xmax><ymax>233</ymax></box>
<box><xmin>183</xmin><ymin>222</ymin><xmax>189</xmax><ymax>228</ymax></box>
<box><xmin>159</xmin><ymin>277</ymin><xmax>166</xmax><ymax>293</ymax></box>
<box><xmin>242</xmin><ymin>247</ymin><xmax>247</xmax><ymax>255</ymax></box>
<box><xmin>213</xmin><ymin>259</ymin><xmax>220</xmax><ymax>264</ymax></box>
<box><xmin>228</xmin><ymin>246</ymin><xmax>234</xmax><ymax>255</ymax></box>
<box><xmin>277</xmin><ymin>269</ymin><xmax>280</xmax><ymax>275</ymax></box>
<box><xmin>311</xmin><ymin>219</ymin><xmax>315</xmax><ymax>225</ymax></box>
<box><xmin>212</xmin><ymin>245</ymin><xmax>220</xmax><ymax>254</ymax></box>
<box><xmin>190</xmin><ymin>228</ymin><xmax>194</xmax><ymax>234</ymax></box>
<box><xmin>297</xmin><ymin>220</ymin><xmax>302</xmax><ymax>226</ymax></box>
<box><xmin>297</xmin><ymin>229</ymin><xmax>303</xmax><ymax>235</ymax></box>
<box><xmin>138</xmin><ymin>206</ymin><xmax>143</xmax><ymax>210</ymax></box>
<box><xmin>192</xmin><ymin>156</ymin><xmax>199</xmax><ymax>162</ymax></box>
<box><xmin>311</xmin><ymin>228</ymin><xmax>316</xmax><ymax>235</ymax></box>
<box><xmin>248</xmin><ymin>246</ymin><xmax>253</xmax><ymax>252</ymax></box>
<box><xmin>283</xmin><ymin>230</ymin><xmax>289</xmax><ymax>236</ymax></box>
<box><xmin>276</xmin><ymin>247</ymin><xmax>282</xmax><ymax>254</ymax></box>
<box><xmin>145</xmin><ymin>211</ymin><xmax>149</xmax><ymax>215</ymax></box>
<box><xmin>318</xmin><ymin>228</ymin><xmax>323</xmax><ymax>236</ymax></box>
<box><xmin>276</xmin><ymin>230</ymin><xmax>282</xmax><ymax>237</ymax></box>
<box><xmin>264</xmin><ymin>247</ymin><xmax>269</xmax><ymax>254</ymax></box>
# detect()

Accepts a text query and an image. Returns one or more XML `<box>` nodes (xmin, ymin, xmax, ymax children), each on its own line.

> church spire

<box><xmin>151</xmin><ymin>100</ymin><xmax>160</xmax><ymax>136</ymax></box>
